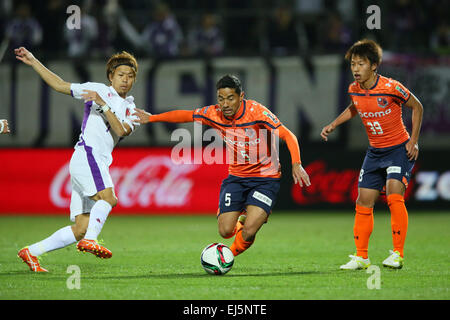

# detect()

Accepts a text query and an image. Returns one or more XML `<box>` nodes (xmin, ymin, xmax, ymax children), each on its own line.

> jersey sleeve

<box><xmin>193</xmin><ymin>105</ymin><xmax>216</xmax><ymax>126</ymax></box>
<box><xmin>71</xmin><ymin>82</ymin><xmax>123</xmax><ymax>113</ymax></box>
<box><xmin>150</xmin><ymin>110</ymin><xmax>195</xmax><ymax>123</ymax></box>
<box><xmin>276</xmin><ymin>125</ymin><xmax>301</xmax><ymax>164</ymax></box>
<box><xmin>257</xmin><ymin>106</ymin><xmax>282</xmax><ymax>130</ymax></box>
<box><xmin>391</xmin><ymin>80</ymin><xmax>411</xmax><ymax>104</ymax></box>
<box><xmin>70</xmin><ymin>82</ymin><xmax>108</xmax><ymax>100</ymax></box>
<box><xmin>348</xmin><ymin>82</ymin><xmax>357</xmax><ymax>104</ymax></box>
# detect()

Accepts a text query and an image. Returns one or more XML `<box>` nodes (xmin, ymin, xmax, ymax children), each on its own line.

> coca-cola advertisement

<box><xmin>0</xmin><ymin>148</ymin><xmax>228</xmax><ymax>214</ymax></box>
<box><xmin>0</xmin><ymin>147</ymin><xmax>448</xmax><ymax>214</ymax></box>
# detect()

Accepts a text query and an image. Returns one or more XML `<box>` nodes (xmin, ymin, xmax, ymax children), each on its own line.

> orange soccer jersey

<box><xmin>193</xmin><ymin>99</ymin><xmax>285</xmax><ymax>178</ymax></box>
<box><xmin>349</xmin><ymin>75</ymin><xmax>411</xmax><ymax>148</ymax></box>
<box><xmin>149</xmin><ymin>99</ymin><xmax>301</xmax><ymax>178</ymax></box>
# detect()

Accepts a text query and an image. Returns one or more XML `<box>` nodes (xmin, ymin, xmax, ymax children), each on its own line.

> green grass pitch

<box><xmin>0</xmin><ymin>211</ymin><xmax>449</xmax><ymax>300</ymax></box>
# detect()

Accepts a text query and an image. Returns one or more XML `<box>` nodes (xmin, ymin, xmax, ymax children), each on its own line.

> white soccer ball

<box><xmin>200</xmin><ymin>243</ymin><xmax>234</xmax><ymax>275</ymax></box>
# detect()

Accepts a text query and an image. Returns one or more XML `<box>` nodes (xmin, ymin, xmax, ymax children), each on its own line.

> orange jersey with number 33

<box><xmin>349</xmin><ymin>75</ymin><xmax>411</xmax><ymax>148</ymax></box>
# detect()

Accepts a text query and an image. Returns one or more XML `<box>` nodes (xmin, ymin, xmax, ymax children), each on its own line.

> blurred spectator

<box><xmin>387</xmin><ymin>0</ymin><xmax>420</xmax><ymax>52</ymax></box>
<box><xmin>64</xmin><ymin>0</ymin><xmax>98</xmax><ymax>59</ymax></box>
<box><xmin>5</xmin><ymin>1</ymin><xmax>42</xmax><ymax>50</ymax></box>
<box><xmin>0</xmin><ymin>0</ymin><xmax>13</xmax><ymax>40</ymax></box>
<box><xmin>262</xmin><ymin>5</ymin><xmax>300</xmax><ymax>56</ymax></box>
<box><xmin>38</xmin><ymin>0</ymin><xmax>66</xmax><ymax>59</ymax></box>
<box><xmin>64</xmin><ymin>0</ymin><xmax>98</xmax><ymax>82</ymax></box>
<box><xmin>320</xmin><ymin>11</ymin><xmax>352</xmax><ymax>54</ymax></box>
<box><xmin>141</xmin><ymin>2</ymin><xmax>183</xmax><ymax>58</ymax></box>
<box><xmin>223</xmin><ymin>0</ymin><xmax>259</xmax><ymax>54</ymax></box>
<box><xmin>295</xmin><ymin>0</ymin><xmax>325</xmax><ymax>52</ymax></box>
<box><xmin>187</xmin><ymin>13</ymin><xmax>224</xmax><ymax>56</ymax></box>
<box><xmin>426</xmin><ymin>0</ymin><xmax>449</xmax><ymax>55</ymax></box>
<box><xmin>92</xmin><ymin>0</ymin><xmax>115</xmax><ymax>57</ymax></box>
<box><xmin>430</xmin><ymin>22</ymin><xmax>450</xmax><ymax>55</ymax></box>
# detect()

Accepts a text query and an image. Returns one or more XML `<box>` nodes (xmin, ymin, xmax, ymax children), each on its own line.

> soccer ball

<box><xmin>200</xmin><ymin>243</ymin><xmax>234</xmax><ymax>275</ymax></box>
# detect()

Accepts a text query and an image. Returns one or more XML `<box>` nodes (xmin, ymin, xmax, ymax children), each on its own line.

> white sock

<box><xmin>84</xmin><ymin>200</ymin><xmax>112</xmax><ymax>240</ymax></box>
<box><xmin>28</xmin><ymin>226</ymin><xmax>76</xmax><ymax>257</ymax></box>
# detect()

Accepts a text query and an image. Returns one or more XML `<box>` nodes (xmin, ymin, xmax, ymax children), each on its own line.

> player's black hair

<box><xmin>216</xmin><ymin>74</ymin><xmax>242</xmax><ymax>95</ymax></box>
<box><xmin>345</xmin><ymin>39</ymin><xmax>383</xmax><ymax>66</ymax></box>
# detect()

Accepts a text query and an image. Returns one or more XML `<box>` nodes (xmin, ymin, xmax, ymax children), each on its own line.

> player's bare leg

<box><xmin>384</xmin><ymin>179</ymin><xmax>407</xmax><ymax>268</ymax></box>
<box><xmin>240</xmin><ymin>205</ymin><xmax>267</xmax><ymax>242</ymax></box>
<box><xmin>356</xmin><ymin>187</ymin><xmax>380</xmax><ymax>208</ymax></box>
<box><xmin>217</xmin><ymin>208</ymin><xmax>248</xmax><ymax>239</ymax></box>
<box><xmin>341</xmin><ymin>188</ymin><xmax>379</xmax><ymax>270</ymax></box>
<box><xmin>18</xmin><ymin>215</ymin><xmax>86</xmax><ymax>272</ymax></box>
<box><xmin>76</xmin><ymin>188</ymin><xmax>116</xmax><ymax>259</ymax></box>
<box><xmin>229</xmin><ymin>205</ymin><xmax>267</xmax><ymax>256</ymax></box>
<box><xmin>218</xmin><ymin>211</ymin><xmax>241</xmax><ymax>239</ymax></box>
<box><xmin>71</xmin><ymin>213</ymin><xmax>90</xmax><ymax>241</ymax></box>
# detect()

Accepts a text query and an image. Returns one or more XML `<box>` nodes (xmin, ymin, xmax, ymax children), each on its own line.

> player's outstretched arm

<box><xmin>0</xmin><ymin>119</ymin><xmax>10</xmax><ymax>134</ymax></box>
<box><xmin>132</xmin><ymin>108</ymin><xmax>194</xmax><ymax>124</ymax></box>
<box><xmin>276</xmin><ymin>125</ymin><xmax>311</xmax><ymax>187</ymax></box>
<box><xmin>404</xmin><ymin>93</ymin><xmax>423</xmax><ymax>161</ymax></box>
<box><xmin>320</xmin><ymin>103</ymin><xmax>357</xmax><ymax>141</ymax></box>
<box><xmin>14</xmin><ymin>47</ymin><xmax>71</xmax><ymax>95</ymax></box>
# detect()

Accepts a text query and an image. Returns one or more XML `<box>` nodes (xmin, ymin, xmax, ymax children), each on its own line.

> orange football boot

<box><xmin>17</xmin><ymin>247</ymin><xmax>48</xmax><ymax>272</ymax></box>
<box><xmin>76</xmin><ymin>239</ymin><xmax>112</xmax><ymax>259</ymax></box>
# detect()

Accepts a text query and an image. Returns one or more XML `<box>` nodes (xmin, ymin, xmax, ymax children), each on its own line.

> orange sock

<box><xmin>230</xmin><ymin>230</ymin><xmax>254</xmax><ymax>256</ymax></box>
<box><xmin>353</xmin><ymin>204</ymin><xmax>374</xmax><ymax>259</ymax></box>
<box><xmin>387</xmin><ymin>193</ymin><xmax>408</xmax><ymax>258</ymax></box>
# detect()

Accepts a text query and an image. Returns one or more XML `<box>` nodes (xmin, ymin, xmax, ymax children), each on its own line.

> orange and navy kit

<box><xmin>149</xmin><ymin>99</ymin><xmax>301</xmax><ymax>178</ymax></box>
<box><xmin>349</xmin><ymin>74</ymin><xmax>411</xmax><ymax>148</ymax></box>
<box><xmin>148</xmin><ymin>99</ymin><xmax>302</xmax><ymax>215</ymax></box>
<box><xmin>349</xmin><ymin>74</ymin><xmax>415</xmax><ymax>191</ymax></box>
<box><xmin>349</xmin><ymin>74</ymin><xmax>416</xmax><ymax>260</ymax></box>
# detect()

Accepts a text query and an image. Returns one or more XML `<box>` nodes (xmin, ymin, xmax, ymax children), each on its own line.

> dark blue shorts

<box><xmin>218</xmin><ymin>175</ymin><xmax>281</xmax><ymax>216</ymax></box>
<box><xmin>358</xmin><ymin>140</ymin><xmax>415</xmax><ymax>191</ymax></box>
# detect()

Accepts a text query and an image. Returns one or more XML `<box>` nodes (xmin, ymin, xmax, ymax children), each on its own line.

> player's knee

<box><xmin>100</xmin><ymin>194</ymin><xmax>118</xmax><ymax>208</ymax></box>
<box><xmin>218</xmin><ymin>224</ymin><xmax>235</xmax><ymax>239</ymax></box>
<box><xmin>108</xmin><ymin>196</ymin><xmax>118</xmax><ymax>208</ymax></box>
<box><xmin>94</xmin><ymin>189</ymin><xmax>118</xmax><ymax>208</ymax></box>
<box><xmin>356</xmin><ymin>197</ymin><xmax>375</xmax><ymax>208</ymax></box>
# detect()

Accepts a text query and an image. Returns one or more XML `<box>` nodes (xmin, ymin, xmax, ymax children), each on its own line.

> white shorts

<box><xmin>69</xmin><ymin>147</ymin><xmax>114</xmax><ymax>221</ymax></box>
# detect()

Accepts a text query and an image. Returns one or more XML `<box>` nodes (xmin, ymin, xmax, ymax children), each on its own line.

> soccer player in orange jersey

<box><xmin>320</xmin><ymin>39</ymin><xmax>423</xmax><ymax>269</ymax></box>
<box><xmin>133</xmin><ymin>74</ymin><xmax>311</xmax><ymax>257</ymax></box>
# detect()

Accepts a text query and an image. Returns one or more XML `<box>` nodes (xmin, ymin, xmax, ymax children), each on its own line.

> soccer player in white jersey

<box><xmin>0</xmin><ymin>119</ymin><xmax>10</xmax><ymax>134</ymax></box>
<box><xmin>14</xmin><ymin>47</ymin><xmax>140</xmax><ymax>272</ymax></box>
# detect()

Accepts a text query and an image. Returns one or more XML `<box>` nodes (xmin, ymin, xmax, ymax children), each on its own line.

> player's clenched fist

<box><xmin>320</xmin><ymin>123</ymin><xmax>335</xmax><ymax>141</ymax></box>
<box><xmin>0</xmin><ymin>119</ymin><xmax>10</xmax><ymax>134</ymax></box>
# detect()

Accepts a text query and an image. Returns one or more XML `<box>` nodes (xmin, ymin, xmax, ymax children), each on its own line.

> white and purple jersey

<box><xmin>70</xmin><ymin>82</ymin><xmax>139</xmax><ymax>166</ymax></box>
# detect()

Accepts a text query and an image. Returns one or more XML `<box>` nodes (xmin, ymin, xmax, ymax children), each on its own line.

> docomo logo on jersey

<box><xmin>170</xmin><ymin>123</ymin><xmax>280</xmax><ymax>167</ymax></box>
<box><xmin>358</xmin><ymin>108</ymin><xmax>392</xmax><ymax>118</ymax></box>
<box><xmin>223</xmin><ymin>136</ymin><xmax>261</xmax><ymax>147</ymax></box>
<box><xmin>50</xmin><ymin>156</ymin><xmax>198</xmax><ymax>208</ymax></box>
